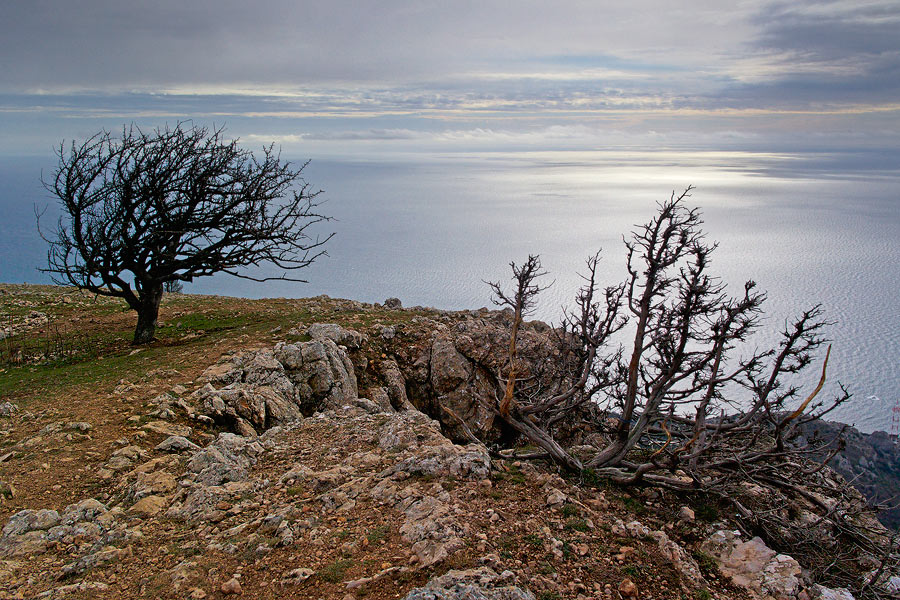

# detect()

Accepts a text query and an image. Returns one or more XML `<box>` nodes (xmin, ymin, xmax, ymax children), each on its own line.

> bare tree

<box><xmin>40</xmin><ymin>123</ymin><xmax>333</xmax><ymax>344</ymax></box>
<box><xmin>486</xmin><ymin>189</ymin><xmax>896</xmax><ymax>594</ymax></box>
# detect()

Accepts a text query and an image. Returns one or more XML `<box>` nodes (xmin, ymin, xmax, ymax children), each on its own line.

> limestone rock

<box><xmin>650</xmin><ymin>530</ymin><xmax>705</xmax><ymax>591</ymax></box>
<box><xmin>810</xmin><ymin>585</ymin><xmax>855</xmax><ymax>600</ymax></box>
<box><xmin>129</xmin><ymin>495</ymin><xmax>168</xmax><ymax>517</ymax></box>
<box><xmin>221</xmin><ymin>577</ymin><xmax>242</xmax><ymax>594</ymax></box>
<box><xmin>156</xmin><ymin>435</ymin><xmax>201</xmax><ymax>453</ymax></box>
<box><xmin>275</xmin><ymin>339</ymin><xmax>358</xmax><ymax>410</ymax></box>
<box><xmin>60</xmin><ymin>548</ymin><xmax>125</xmax><ymax>577</ymax></box>
<box><xmin>402</xmin><ymin>567</ymin><xmax>534</xmax><ymax>600</ymax></box>
<box><xmin>143</xmin><ymin>421</ymin><xmax>193</xmax><ymax>438</ymax></box>
<box><xmin>701</xmin><ymin>530</ymin><xmax>802</xmax><ymax>599</ymax></box>
<box><xmin>381</xmin><ymin>411</ymin><xmax>490</xmax><ymax>480</ymax></box>
<box><xmin>306</xmin><ymin>323</ymin><xmax>367</xmax><ymax>349</ymax></box>
<box><xmin>382</xmin><ymin>312</ymin><xmax>576</xmax><ymax>444</ymax></box>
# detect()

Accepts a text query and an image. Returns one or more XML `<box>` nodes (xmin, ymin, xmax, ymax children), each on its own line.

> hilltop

<box><xmin>0</xmin><ymin>284</ymin><xmax>896</xmax><ymax>600</ymax></box>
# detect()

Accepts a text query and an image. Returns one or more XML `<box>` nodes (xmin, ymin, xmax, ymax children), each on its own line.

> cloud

<box><xmin>1</xmin><ymin>1</ymin><xmax>898</xmax><ymax>158</ymax></box>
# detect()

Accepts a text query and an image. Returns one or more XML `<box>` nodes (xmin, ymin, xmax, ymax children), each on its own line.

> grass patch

<box><xmin>560</xmin><ymin>503</ymin><xmax>578</xmax><ymax>517</ymax></box>
<box><xmin>692</xmin><ymin>550</ymin><xmax>720</xmax><ymax>577</ymax></box>
<box><xmin>564</xmin><ymin>518</ymin><xmax>589</xmax><ymax>532</ymax></box>
<box><xmin>367</xmin><ymin>524</ymin><xmax>390</xmax><ymax>544</ymax></box>
<box><xmin>694</xmin><ymin>502</ymin><xmax>719</xmax><ymax>522</ymax></box>
<box><xmin>579</xmin><ymin>467</ymin><xmax>604</xmax><ymax>488</ymax></box>
<box><xmin>622</xmin><ymin>563</ymin><xmax>649</xmax><ymax>578</ymax></box>
<box><xmin>318</xmin><ymin>558</ymin><xmax>354</xmax><ymax>584</ymax></box>
<box><xmin>623</xmin><ymin>496</ymin><xmax>647</xmax><ymax>515</ymax></box>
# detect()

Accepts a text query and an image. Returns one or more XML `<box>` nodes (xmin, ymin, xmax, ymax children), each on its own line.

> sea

<box><xmin>1</xmin><ymin>149</ymin><xmax>898</xmax><ymax>432</ymax></box>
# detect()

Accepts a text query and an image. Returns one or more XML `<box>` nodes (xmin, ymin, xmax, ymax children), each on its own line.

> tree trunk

<box><xmin>133</xmin><ymin>285</ymin><xmax>163</xmax><ymax>345</ymax></box>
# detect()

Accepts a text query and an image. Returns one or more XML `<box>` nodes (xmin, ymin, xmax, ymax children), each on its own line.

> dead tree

<box><xmin>40</xmin><ymin>123</ymin><xmax>332</xmax><ymax>344</ymax></box>
<box><xmin>489</xmin><ymin>187</ymin><xmax>850</xmax><ymax>480</ymax></box>
<box><xmin>486</xmin><ymin>189</ymin><xmax>897</xmax><ymax>595</ymax></box>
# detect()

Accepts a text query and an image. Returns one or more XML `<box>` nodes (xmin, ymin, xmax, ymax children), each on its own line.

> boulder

<box><xmin>193</xmin><ymin>335</ymin><xmax>358</xmax><ymax>434</ymax></box>
<box><xmin>701</xmin><ymin>530</ymin><xmax>802</xmax><ymax>599</ymax></box>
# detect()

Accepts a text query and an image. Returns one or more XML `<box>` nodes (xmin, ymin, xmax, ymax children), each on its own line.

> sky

<box><xmin>1</xmin><ymin>0</ymin><xmax>899</xmax><ymax>160</ymax></box>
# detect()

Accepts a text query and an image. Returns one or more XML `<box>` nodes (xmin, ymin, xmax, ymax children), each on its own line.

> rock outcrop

<box><xmin>191</xmin><ymin>325</ymin><xmax>362</xmax><ymax>434</ymax></box>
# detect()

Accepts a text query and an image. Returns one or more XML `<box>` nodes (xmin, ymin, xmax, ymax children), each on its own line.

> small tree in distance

<box><xmin>40</xmin><ymin>123</ymin><xmax>333</xmax><ymax>344</ymax></box>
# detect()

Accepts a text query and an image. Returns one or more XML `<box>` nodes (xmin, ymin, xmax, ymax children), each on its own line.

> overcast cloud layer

<box><xmin>1</xmin><ymin>0</ymin><xmax>899</xmax><ymax>157</ymax></box>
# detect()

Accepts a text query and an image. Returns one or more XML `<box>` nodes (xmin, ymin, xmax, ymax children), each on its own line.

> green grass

<box><xmin>318</xmin><ymin>558</ymin><xmax>354</xmax><ymax>583</ymax></box>
<box><xmin>694</xmin><ymin>502</ymin><xmax>719</xmax><ymax>522</ymax></box>
<box><xmin>623</xmin><ymin>496</ymin><xmax>647</xmax><ymax>515</ymax></box>
<box><xmin>692</xmin><ymin>550</ymin><xmax>720</xmax><ymax>577</ymax></box>
<box><xmin>0</xmin><ymin>340</ymin><xmax>162</xmax><ymax>398</ymax></box>
<box><xmin>164</xmin><ymin>311</ymin><xmax>255</xmax><ymax>333</ymax></box>
<box><xmin>564</xmin><ymin>518</ymin><xmax>589</xmax><ymax>532</ymax></box>
<box><xmin>366</xmin><ymin>524</ymin><xmax>390</xmax><ymax>544</ymax></box>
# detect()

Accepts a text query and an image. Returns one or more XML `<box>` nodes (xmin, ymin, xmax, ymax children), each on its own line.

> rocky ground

<box><xmin>0</xmin><ymin>284</ymin><xmax>896</xmax><ymax>599</ymax></box>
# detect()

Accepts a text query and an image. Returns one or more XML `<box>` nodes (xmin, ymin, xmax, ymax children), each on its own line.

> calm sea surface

<box><xmin>2</xmin><ymin>150</ymin><xmax>898</xmax><ymax>432</ymax></box>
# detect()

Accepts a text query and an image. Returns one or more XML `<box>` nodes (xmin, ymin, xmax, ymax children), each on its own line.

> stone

<box><xmin>2</xmin><ymin>509</ymin><xmax>60</xmax><ymax>537</ymax></box>
<box><xmin>381</xmin><ymin>412</ymin><xmax>491</xmax><ymax>480</ymax></box>
<box><xmin>546</xmin><ymin>489</ymin><xmax>567</xmax><ymax>506</ymax></box>
<box><xmin>282</xmin><ymin>567</ymin><xmax>315</xmax><ymax>584</ymax></box>
<box><xmin>61</xmin><ymin>499</ymin><xmax>108</xmax><ymax>525</ymax></box>
<box><xmin>0</xmin><ymin>402</ymin><xmax>18</xmax><ymax>417</ymax></box>
<box><xmin>156</xmin><ymin>435</ymin><xmax>201</xmax><ymax>453</ymax></box>
<box><xmin>701</xmin><ymin>530</ymin><xmax>802</xmax><ymax>599</ymax></box>
<box><xmin>678</xmin><ymin>506</ymin><xmax>695</xmax><ymax>522</ymax></box>
<box><xmin>618</xmin><ymin>578</ymin><xmax>638</xmax><ymax>599</ymax></box>
<box><xmin>129</xmin><ymin>495</ymin><xmax>168</xmax><ymax>517</ymax></box>
<box><xmin>60</xmin><ymin>548</ymin><xmax>124</xmax><ymax>577</ymax></box>
<box><xmin>650</xmin><ymin>530</ymin><xmax>705</xmax><ymax>590</ymax></box>
<box><xmin>0</xmin><ymin>530</ymin><xmax>50</xmax><ymax>557</ymax></box>
<box><xmin>886</xmin><ymin>575</ymin><xmax>900</xmax><ymax>594</ymax></box>
<box><xmin>168</xmin><ymin>561</ymin><xmax>202</xmax><ymax>591</ymax></box>
<box><xmin>275</xmin><ymin>339</ymin><xmax>358</xmax><ymax>411</ymax></box>
<box><xmin>384</xmin><ymin>297</ymin><xmax>402</xmax><ymax>309</ymax></box>
<box><xmin>810</xmin><ymin>585</ymin><xmax>855</xmax><ymax>600</ymax></box>
<box><xmin>221</xmin><ymin>577</ymin><xmax>242</xmax><ymax>594</ymax></box>
<box><xmin>133</xmin><ymin>470</ymin><xmax>177</xmax><ymax>499</ymax></box>
<box><xmin>379</xmin><ymin>360</ymin><xmax>415</xmax><ymax>411</ymax></box>
<box><xmin>189</xmin><ymin>588</ymin><xmax>208</xmax><ymax>599</ymax></box>
<box><xmin>143</xmin><ymin>421</ymin><xmax>193</xmax><ymax>437</ymax></box>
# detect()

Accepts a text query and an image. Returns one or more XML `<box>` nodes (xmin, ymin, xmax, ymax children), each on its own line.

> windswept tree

<box><xmin>486</xmin><ymin>189</ymin><xmax>893</xmax><ymax>594</ymax></box>
<box><xmin>40</xmin><ymin>123</ymin><xmax>333</xmax><ymax>344</ymax></box>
